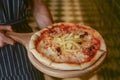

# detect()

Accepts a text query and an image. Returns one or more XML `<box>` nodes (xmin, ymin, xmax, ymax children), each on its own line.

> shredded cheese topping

<box><xmin>53</xmin><ymin>33</ymin><xmax>82</xmax><ymax>54</ymax></box>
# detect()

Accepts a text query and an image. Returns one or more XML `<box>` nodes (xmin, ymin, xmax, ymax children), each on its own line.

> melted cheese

<box><xmin>53</xmin><ymin>33</ymin><xmax>82</xmax><ymax>54</ymax></box>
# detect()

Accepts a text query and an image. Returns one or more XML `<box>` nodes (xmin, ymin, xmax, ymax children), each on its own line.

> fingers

<box><xmin>3</xmin><ymin>36</ymin><xmax>15</xmax><ymax>45</ymax></box>
<box><xmin>0</xmin><ymin>41</ymin><xmax>14</xmax><ymax>47</ymax></box>
<box><xmin>0</xmin><ymin>42</ymin><xmax>6</xmax><ymax>47</ymax></box>
<box><xmin>0</xmin><ymin>33</ymin><xmax>15</xmax><ymax>47</ymax></box>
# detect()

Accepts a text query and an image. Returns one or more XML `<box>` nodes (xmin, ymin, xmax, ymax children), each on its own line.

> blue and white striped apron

<box><xmin>0</xmin><ymin>0</ymin><xmax>44</xmax><ymax>80</ymax></box>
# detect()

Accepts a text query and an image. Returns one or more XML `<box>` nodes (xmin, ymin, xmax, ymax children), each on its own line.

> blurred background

<box><xmin>29</xmin><ymin>0</ymin><xmax>120</xmax><ymax>80</ymax></box>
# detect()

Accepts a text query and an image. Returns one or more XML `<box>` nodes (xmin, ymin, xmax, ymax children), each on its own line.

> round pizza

<box><xmin>29</xmin><ymin>23</ymin><xmax>107</xmax><ymax>70</ymax></box>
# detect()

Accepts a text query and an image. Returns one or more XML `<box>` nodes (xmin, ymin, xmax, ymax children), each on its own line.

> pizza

<box><xmin>29</xmin><ymin>23</ymin><xmax>106</xmax><ymax>70</ymax></box>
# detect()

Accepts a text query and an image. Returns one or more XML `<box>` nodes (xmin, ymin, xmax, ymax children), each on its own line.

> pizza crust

<box><xmin>91</xmin><ymin>28</ymin><xmax>106</xmax><ymax>52</ymax></box>
<box><xmin>29</xmin><ymin>34</ymin><xmax>39</xmax><ymax>49</ymax></box>
<box><xmin>30</xmin><ymin>48</ymin><xmax>52</xmax><ymax>66</ymax></box>
<box><xmin>50</xmin><ymin>62</ymin><xmax>81</xmax><ymax>70</ymax></box>
<box><xmin>99</xmin><ymin>36</ymin><xmax>106</xmax><ymax>51</ymax></box>
<box><xmin>29</xmin><ymin>28</ymin><xmax>48</xmax><ymax>50</ymax></box>
<box><xmin>80</xmin><ymin>50</ymin><xmax>105</xmax><ymax>70</ymax></box>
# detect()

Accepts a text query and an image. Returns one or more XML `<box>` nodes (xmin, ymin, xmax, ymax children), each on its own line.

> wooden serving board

<box><xmin>6</xmin><ymin>31</ymin><xmax>107</xmax><ymax>79</ymax></box>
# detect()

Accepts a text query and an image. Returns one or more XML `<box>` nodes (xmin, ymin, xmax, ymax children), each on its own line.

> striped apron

<box><xmin>0</xmin><ymin>0</ymin><xmax>44</xmax><ymax>80</ymax></box>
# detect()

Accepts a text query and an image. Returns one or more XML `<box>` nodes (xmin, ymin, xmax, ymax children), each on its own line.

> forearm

<box><xmin>33</xmin><ymin>0</ymin><xmax>53</xmax><ymax>29</ymax></box>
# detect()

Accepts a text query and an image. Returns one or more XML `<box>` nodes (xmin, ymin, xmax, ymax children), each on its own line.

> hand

<box><xmin>0</xmin><ymin>25</ymin><xmax>15</xmax><ymax>47</ymax></box>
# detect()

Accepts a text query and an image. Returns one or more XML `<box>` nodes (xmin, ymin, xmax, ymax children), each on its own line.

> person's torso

<box><xmin>0</xmin><ymin>0</ymin><xmax>28</xmax><ymax>24</ymax></box>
